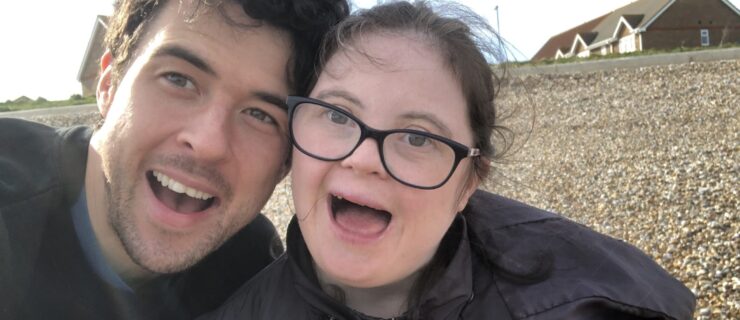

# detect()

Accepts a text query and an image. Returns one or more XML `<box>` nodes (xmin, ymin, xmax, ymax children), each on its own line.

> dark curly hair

<box><xmin>104</xmin><ymin>0</ymin><xmax>349</xmax><ymax>95</ymax></box>
<box><xmin>311</xmin><ymin>2</ymin><xmax>538</xmax><ymax>319</ymax></box>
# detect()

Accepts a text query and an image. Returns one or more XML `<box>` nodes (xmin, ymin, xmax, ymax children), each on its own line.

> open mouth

<box><xmin>330</xmin><ymin>194</ymin><xmax>391</xmax><ymax>236</ymax></box>
<box><xmin>147</xmin><ymin>170</ymin><xmax>218</xmax><ymax>214</ymax></box>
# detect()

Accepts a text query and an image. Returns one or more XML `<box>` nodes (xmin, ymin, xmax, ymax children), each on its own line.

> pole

<box><xmin>493</xmin><ymin>5</ymin><xmax>501</xmax><ymax>40</ymax></box>
<box><xmin>495</xmin><ymin>5</ymin><xmax>501</xmax><ymax>39</ymax></box>
<box><xmin>495</xmin><ymin>5</ymin><xmax>506</xmax><ymax>61</ymax></box>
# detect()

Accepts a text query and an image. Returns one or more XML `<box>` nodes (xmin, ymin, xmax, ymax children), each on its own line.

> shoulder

<box><xmin>465</xmin><ymin>189</ymin><xmax>560</xmax><ymax>228</ymax></box>
<box><xmin>173</xmin><ymin>214</ymin><xmax>284</xmax><ymax>316</ymax></box>
<box><xmin>199</xmin><ymin>255</ymin><xmax>301</xmax><ymax>320</ymax></box>
<box><xmin>0</xmin><ymin>118</ymin><xmax>91</xmax><ymax>206</ymax></box>
<box><xmin>0</xmin><ymin>119</ymin><xmax>92</xmax><ymax>317</ymax></box>
<box><xmin>466</xmin><ymin>190</ymin><xmax>695</xmax><ymax>320</ymax></box>
<box><xmin>211</xmin><ymin>214</ymin><xmax>284</xmax><ymax>271</ymax></box>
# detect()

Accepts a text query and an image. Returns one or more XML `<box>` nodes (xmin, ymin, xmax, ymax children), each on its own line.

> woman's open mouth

<box><xmin>329</xmin><ymin>194</ymin><xmax>391</xmax><ymax>238</ymax></box>
<box><xmin>147</xmin><ymin>170</ymin><xmax>219</xmax><ymax>214</ymax></box>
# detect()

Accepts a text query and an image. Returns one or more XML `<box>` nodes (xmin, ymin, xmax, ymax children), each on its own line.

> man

<box><xmin>0</xmin><ymin>0</ymin><xmax>348</xmax><ymax>318</ymax></box>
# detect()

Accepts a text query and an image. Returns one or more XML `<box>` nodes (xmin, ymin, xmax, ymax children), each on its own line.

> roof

<box><xmin>77</xmin><ymin>15</ymin><xmax>109</xmax><ymax>81</ymax></box>
<box><xmin>622</xmin><ymin>14</ymin><xmax>645</xmax><ymax>28</ymax></box>
<box><xmin>721</xmin><ymin>0</ymin><xmax>740</xmax><ymax>15</ymax></box>
<box><xmin>531</xmin><ymin>0</ymin><xmax>676</xmax><ymax>60</ymax></box>
<box><xmin>531</xmin><ymin>14</ymin><xmax>608</xmax><ymax>61</ymax></box>
<box><xmin>589</xmin><ymin>0</ymin><xmax>673</xmax><ymax>46</ymax></box>
<box><xmin>568</xmin><ymin>32</ymin><xmax>599</xmax><ymax>55</ymax></box>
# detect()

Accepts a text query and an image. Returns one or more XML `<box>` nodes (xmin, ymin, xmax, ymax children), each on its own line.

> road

<box><xmin>0</xmin><ymin>104</ymin><xmax>97</xmax><ymax>119</ymax></box>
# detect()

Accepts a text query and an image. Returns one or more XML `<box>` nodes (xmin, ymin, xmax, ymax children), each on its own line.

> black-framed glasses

<box><xmin>287</xmin><ymin>96</ymin><xmax>480</xmax><ymax>190</ymax></box>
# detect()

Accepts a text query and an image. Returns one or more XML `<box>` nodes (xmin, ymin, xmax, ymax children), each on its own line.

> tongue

<box><xmin>334</xmin><ymin>205</ymin><xmax>390</xmax><ymax>236</ymax></box>
<box><xmin>158</xmin><ymin>187</ymin><xmax>208</xmax><ymax>214</ymax></box>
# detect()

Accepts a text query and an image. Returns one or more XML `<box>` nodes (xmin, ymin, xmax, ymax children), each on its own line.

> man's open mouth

<box><xmin>330</xmin><ymin>194</ymin><xmax>391</xmax><ymax>236</ymax></box>
<box><xmin>147</xmin><ymin>170</ymin><xmax>218</xmax><ymax>213</ymax></box>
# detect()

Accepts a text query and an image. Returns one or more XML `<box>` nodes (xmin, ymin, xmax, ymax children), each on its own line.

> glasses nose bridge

<box><xmin>356</xmin><ymin>124</ymin><xmax>391</xmax><ymax>157</ymax></box>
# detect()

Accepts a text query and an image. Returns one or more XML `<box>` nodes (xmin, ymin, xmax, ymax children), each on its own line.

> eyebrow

<box><xmin>152</xmin><ymin>45</ymin><xmax>216</xmax><ymax>76</ymax></box>
<box><xmin>316</xmin><ymin>89</ymin><xmax>452</xmax><ymax>136</ymax></box>
<box><xmin>400</xmin><ymin>112</ymin><xmax>452</xmax><ymax>137</ymax></box>
<box><xmin>256</xmin><ymin>92</ymin><xmax>288</xmax><ymax>111</ymax></box>
<box><xmin>314</xmin><ymin>89</ymin><xmax>365</xmax><ymax>109</ymax></box>
<box><xmin>152</xmin><ymin>45</ymin><xmax>287</xmax><ymax>111</ymax></box>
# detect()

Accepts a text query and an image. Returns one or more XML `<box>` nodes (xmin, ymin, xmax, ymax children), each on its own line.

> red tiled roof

<box><xmin>590</xmin><ymin>0</ymin><xmax>672</xmax><ymax>45</ymax></box>
<box><xmin>531</xmin><ymin>0</ymin><xmax>675</xmax><ymax>61</ymax></box>
<box><xmin>531</xmin><ymin>14</ymin><xmax>608</xmax><ymax>61</ymax></box>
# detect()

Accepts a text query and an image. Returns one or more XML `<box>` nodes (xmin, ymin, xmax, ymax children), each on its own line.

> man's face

<box><xmin>90</xmin><ymin>0</ymin><xmax>291</xmax><ymax>274</ymax></box>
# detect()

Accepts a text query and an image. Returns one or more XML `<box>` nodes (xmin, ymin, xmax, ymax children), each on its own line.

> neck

<box><xmin>315</xmin><ymin>264</ymin><xmax>421</xmax><ymax>318</ymax></box>
<box><xmin>85</xmin><ymin>142</ymin><xmax>153</xmax><ymax>285</ymax></box>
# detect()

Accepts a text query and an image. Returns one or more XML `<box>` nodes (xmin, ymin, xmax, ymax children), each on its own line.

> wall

<box><xmin>512</xmin><ymin>47</ymin><xmax>740</xmax><ymax>76</ymax></box>
<box><xmin>643</xmin><ymin>0</ymin><xmax>740</xmax><ymax>49</ymax></box>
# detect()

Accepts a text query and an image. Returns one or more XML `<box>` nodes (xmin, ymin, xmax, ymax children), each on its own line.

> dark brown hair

<box><xmin>312</xmin><ymin>1</ymin><xmax>516</xmax><ymax>318</ymax></box>
<box><xmin>104</xmin><ymin>0</ymin><xmax>349</xmax><ymax>95</ymax></box>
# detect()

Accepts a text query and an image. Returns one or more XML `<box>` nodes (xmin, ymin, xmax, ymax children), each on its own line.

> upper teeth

<box><xmin>153</xmin><ymin>171</ymin><xmax>214</xmax><ymax>200</ymax></box>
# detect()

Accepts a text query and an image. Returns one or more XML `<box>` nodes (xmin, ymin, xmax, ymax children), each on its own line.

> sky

<box><xmin>0</xmin><ymin>0</ymin><xmax>737</xmax><ymax>102</ymax></box>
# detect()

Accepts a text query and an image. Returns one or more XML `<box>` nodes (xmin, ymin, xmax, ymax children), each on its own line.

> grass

<box><xmin>0</xmin><ymin>95</ymin><xmax>96</xmax><ymax>113</ymax></box>
<box><xmin>509</xmin><ymin>43</ymin><xmax>740</xmax><ymax>67</ymax></box>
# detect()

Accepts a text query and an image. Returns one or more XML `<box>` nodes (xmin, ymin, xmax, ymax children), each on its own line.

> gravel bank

<box><xmin>19</xmin><ymin>59</ymin><xmax>738</xmax><ymax>319</ymax></box>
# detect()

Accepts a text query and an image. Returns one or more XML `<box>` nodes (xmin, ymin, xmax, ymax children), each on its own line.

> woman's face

<box><xmin>292</xmin><ymin>32</ymin><xmax>479</xmax><ymax>289</ymax></box>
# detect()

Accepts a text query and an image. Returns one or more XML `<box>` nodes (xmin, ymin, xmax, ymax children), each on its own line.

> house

<box><xmin>77</xmin><ymin>16</ymin><xmax>109</xmax><ymax>97</ymax></box>
<box><xmin>532</xmin><ymin>0</ymin><xmax>740</xmax><ymax>61</ymax></box>
<box><xmin>13</xmin><ymin>96</ymin><xmax>32</xmax><ymax>104</ymax></box>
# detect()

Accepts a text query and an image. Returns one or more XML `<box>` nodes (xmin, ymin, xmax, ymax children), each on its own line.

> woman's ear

<box><xmin>96</xmin><ymin>50</ymin><xmax>115</xmax><ymax>118</ymax></box>
<box><xmin>456</xmin><ymin>161</ymin><xmax>484</xmax><ymax>213</ymax></box>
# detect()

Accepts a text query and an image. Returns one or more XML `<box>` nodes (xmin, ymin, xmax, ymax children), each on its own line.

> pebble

<box><xmin>490</xmin><ymin>59</ymin><xmax>738</xmax><ymax>319</ymax></box>
<box><xmin>18</xmin><ymin>59</ymin><xmax>739</xmax><ymax>319</ymax></box>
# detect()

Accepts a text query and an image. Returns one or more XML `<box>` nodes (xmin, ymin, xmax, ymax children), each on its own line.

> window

<box><xmin>700</xmin><ymin>29</ymin><xmax>710</xmax><ymax>46</ymax></box>
<box><xmin>619</xmin><ymin>34</ymin><xmax>636</xmax><ymax>53</ymax></box>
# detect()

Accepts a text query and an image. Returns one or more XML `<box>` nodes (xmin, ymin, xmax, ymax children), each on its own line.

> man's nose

<box><xmin>176</xmin><ymin>107</ymin><xmax>231</xmax><ymax>163</ymax></box>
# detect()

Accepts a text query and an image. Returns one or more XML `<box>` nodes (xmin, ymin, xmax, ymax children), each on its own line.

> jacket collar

<box><xmin>285</xmin><ymin>215</ymin><xmax>474</xmax><ymax>320</ymax></box>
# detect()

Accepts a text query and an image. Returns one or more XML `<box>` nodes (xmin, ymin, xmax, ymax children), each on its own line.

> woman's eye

<box><xmin>327</xmin><ymin>110</ymin><xmax>350</xmax><ymax>125</ymax></box>
<box><xmin>246</xmin><ymin>108</ymin><xmax>276</xmax><ymax>124</ymax></box>
<box><xmin>406</xmin><ymin>133</ymin><xmax>429</xmax><ymax>147</ymax></box>
<box><xmin>164</xmin><ymin>72</ymin><xmax>195</xmax><ymax>89</ymax></box>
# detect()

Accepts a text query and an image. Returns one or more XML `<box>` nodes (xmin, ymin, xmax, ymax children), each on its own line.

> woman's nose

<box><xmin>339</xmin><ymin>137</ymin><xmax>390</xmax><ymax>180</ymax></box>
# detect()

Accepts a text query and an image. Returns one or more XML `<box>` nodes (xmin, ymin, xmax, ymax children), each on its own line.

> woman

<box><xmin>205</xmin><ymin>1</ymin><xmax>695</xmax><ymax>319</ymax></box>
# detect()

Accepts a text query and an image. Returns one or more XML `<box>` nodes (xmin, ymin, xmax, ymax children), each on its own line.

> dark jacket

<box><xmin>204</xmin><ymin>190</ymin><xmax>695</xmax><ymax>319</ymax></box>
<box><xmin>0</xmin><ymin>118</ymin><xmax>283</xmax><ymax>319</ymax></box>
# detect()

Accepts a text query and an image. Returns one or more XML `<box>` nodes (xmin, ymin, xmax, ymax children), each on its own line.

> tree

<box><xmin>14</xmin><ymin>96</ymin><xmax>32</xmax><ymax>104</ymax></box>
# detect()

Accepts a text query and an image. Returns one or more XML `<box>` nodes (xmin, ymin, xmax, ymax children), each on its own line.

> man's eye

<box><xmin>246</xmin><ymin>108</ymin><xmax>276</xmax><ymax>124</ymax></box>
<box><xmin>163</xmin><ymin>72</ymin><xmax>195</xmax><ymax>89</ymax></box>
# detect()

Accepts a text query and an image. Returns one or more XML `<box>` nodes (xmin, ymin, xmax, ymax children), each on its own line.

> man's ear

<box><xmin>96</xmin><ymin>50</ymin><xmax>115</xmax><ymax>118</ymax></box>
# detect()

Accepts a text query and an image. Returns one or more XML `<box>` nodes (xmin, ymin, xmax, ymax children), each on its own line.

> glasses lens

<box><xmin>383</xmin><ymin>132</ymin><xmax>456</xmax><ymax>188</ymax></box>
<box><xmin>291</xmin><ymin>102</ymin><xmax>361</xmax><ymax>160</ymax></box>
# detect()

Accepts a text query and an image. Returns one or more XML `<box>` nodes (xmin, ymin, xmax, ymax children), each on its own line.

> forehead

<box><xmin>326</xmin><ymin>32</ymin><xmax>444</xmax><ymax>78</ymax></box>
<box><xmin>315</xmin><ymin>32</ymin><xmax>472</xmax><ymax>140</ymax></box>
<box><xmin>129</xmin><ymin>0</ymin><xmax>292</xmax><ymax>88</ymax></box>
<box><xmin>144</xmin><ymin>0</ymin><xmax>290</xmax><ymax>48</ymax></box>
